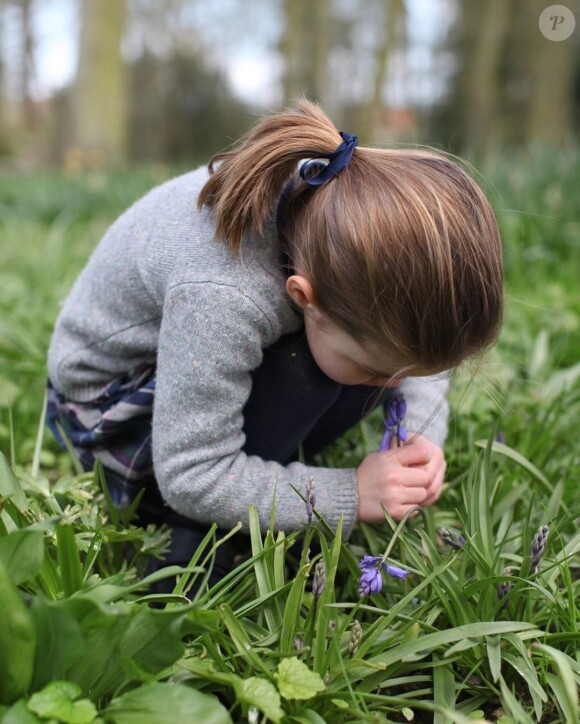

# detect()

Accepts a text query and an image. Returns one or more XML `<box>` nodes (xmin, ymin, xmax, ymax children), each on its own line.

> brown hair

<box><xmin>198</xmin><ymin>99</ymin><xmax>503</xmax><ymax>374</ymax></box>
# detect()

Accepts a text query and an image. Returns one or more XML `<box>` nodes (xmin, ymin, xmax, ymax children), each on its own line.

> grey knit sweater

<box><xmin>47</xmin><ymin>166</ymin><xmax>449</xmax><ymax>537</ymax></box>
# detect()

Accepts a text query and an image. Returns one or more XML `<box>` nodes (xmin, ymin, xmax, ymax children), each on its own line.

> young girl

<box><xmin>47</xmin><ymin>100</ymin><xmax>503</xmax><ymax>581</ymax></box>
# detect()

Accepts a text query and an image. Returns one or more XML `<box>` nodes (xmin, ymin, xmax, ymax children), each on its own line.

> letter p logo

<box><xmin>539</xmin><ymin>5</ymin><xmax>576</xmax><ymax>40</ymax></box>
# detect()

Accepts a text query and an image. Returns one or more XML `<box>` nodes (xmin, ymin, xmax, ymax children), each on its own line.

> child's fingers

<box><xmin>422</xmin><ymin>464</ymin><xmax>446</xmax><ymax>506</ymax></box>
<box><xmin>398</xmin><ymin>486</ymin><xmax>428</xmax><ymax>505</ymax></box>
<box><xmin>399</xmin><ymin>468</ymin><xmax>430</xmax><ymax>487</ymax></box>
<box><xmin>390</xmin><ymin>499</ymin><xmax>426</xmax><ymax>520</ymax></box>
<box><xmin>392</xmin><ymin>442</ymin><xmax>432</xmax><ymax>467</ymax></box>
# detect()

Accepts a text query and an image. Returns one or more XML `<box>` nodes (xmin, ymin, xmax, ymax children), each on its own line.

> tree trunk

<box><xmin>365</xmin><ymin>0</ymin><xmax>407</xmax><ymax>142</ymax></box>
<box><xmin>72</xmin><ymin>0</ymin><xmax>128</xmax><ymax>167</ymax></box>
<box><xmin>20</xmin><ymin>0</ymin><xmax>36</xmax><ymax>131</ymax></box>
<box><xmin>307</xmin><ymin>0</ymin><xmax>331</xmax><ymax>106</ymax></box>
<box><xmin>462</xmin><ymin>0</ymin><xmax>512</xmax><ymax>157</ymax></box>
<box><xmin>526</xmin><ymin>0</ymin><xmax>576</xmax><ymax>147</ymax></box>
<box><xmin>281</xmin><ymin>0</ymin><xmax>331</xmax><ymax>105</ymax></box>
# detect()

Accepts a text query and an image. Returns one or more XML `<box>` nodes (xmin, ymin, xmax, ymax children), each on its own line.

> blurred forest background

<box><xmin>0</xmin><ymin>0</ymin><xmax>579</xmax><ymax>171</ymax></box>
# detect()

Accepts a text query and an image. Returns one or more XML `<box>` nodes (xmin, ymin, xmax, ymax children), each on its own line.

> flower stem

<box><xmin>380</xmin><ymin>505</ymin><xmax>426</xmax><ymax>564</ymax></box>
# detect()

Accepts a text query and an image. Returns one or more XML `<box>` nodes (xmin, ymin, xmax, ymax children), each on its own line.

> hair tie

<box><xmin>299</xmin><ymin>131</ymin><xmax>359</xmax><ymax>187</ymax></box>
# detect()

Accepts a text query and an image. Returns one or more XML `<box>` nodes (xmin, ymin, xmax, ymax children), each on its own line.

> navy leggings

<box><xmin>151</xmin><ymin>328</ymin><xmax>391</xmax><ymax>591</ymax></box>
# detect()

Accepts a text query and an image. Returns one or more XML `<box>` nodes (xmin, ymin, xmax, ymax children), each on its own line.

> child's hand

<box><xmin>356</xmin><ymin>435</ymin><xmax>446</xmax><ymax>522</ymax></box>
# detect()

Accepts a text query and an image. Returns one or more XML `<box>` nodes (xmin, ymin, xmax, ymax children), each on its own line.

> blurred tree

<box><xmin>0</xmin><ymin>0</ymin><xmax>38</xmax><ymax>143</ymax></box>
<box><xmin>364</xmin><ymin>0</ymin><xmax>407</xmax><ymax>142</ymax></box>
<box><xmin>462</xmin><ymin>0</ymin><xmax>512</xmax><ymax>157</ymax></box>
<box><xmin>19</xmin><ymin>0</ymin><xmax>34</xmax><ymax>130</ymax></box>
<box><xmin>129</xmin><ymin>47</ymin><xmax>250</xmax><ymax>164</ymax></box>
<box><xmin>0</xmin><ymin>1</ymin><xmax>6</xmax><ymax>156</ymax></box>
<box><xmin>71</xmin><ymin>0</ymin><xmax>128</xmax><ymax>167</ymax></box>
<box><xmin>526</xmin><ymin>0</ymin><xmax>577</xmax><ymax>147</ymax></box>
<box><xmin>125</xmin><ymin>0</ymin><xmax>251</xmax><ymax>164</ymax></box>
<box><xmin>280</xmin><ymin>0</ymin><xmax>331</xmax><ymax>105</ymax></box>
<box><xmin>428</xmin><ymin>0</ymin><xmax>579</xmax><ymax>157</ymax></box>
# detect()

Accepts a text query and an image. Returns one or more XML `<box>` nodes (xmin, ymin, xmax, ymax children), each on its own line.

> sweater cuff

<box><xmin>284</xmin><ymin>463</ymin><xmax>359</xmax><ymax>540</ymax></box>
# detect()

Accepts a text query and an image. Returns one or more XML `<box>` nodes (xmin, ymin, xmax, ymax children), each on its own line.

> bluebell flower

<box><xmin>305</xmin><ymin>477</ymin><xmax>316</xmax><ymax>524</ymax></box>
<box><xmin>498</xmin><ymin>566</ymin><xmax>515</xmax><ymax>608</ymax></box>
<box><xmin>359</xmin><ymin>555</ymin><xmax>382</xmax><ymax>568</ymax></box>
<box><xmin>383</xmin><ymin>562</ymin><xmax>409</xmax><ymax>580</ymax></box>
<box><xmin>312</xmin><ymin>559</ymin><xmax>326</xmax><ymax>598</ymax></box>
<box><xmin>380</xmin><ymin>392</ymin><xmax>407</xmax><ymax>449</ymax></box>
<box><xmin>385</xmin><ymin>393</ymin><xmax>407</xmax><ymax>427</ymax></box>
<box><xmin>530</xmin><ymin>524</ymin><xmax>549</xmax><ymax>573</ymax></box>
<box><xmin>358</xmin><ymin>554</ymin><xmax>409</xmax><ymax>596</ymax></box>
<box><xmin>348</xmin><ymin>620</ymin><xmax>362</xmax><ymax>656</ymax></box>
<box><xmin>438</xmin><ymin>527</ymin><xmax>466</xmax><ymax>549</ymax></box>
<box><xmin>379</xmin><ymin>428</ymin><xmax>391</xmax><ymax>452</ymax></box>
<box><xmin>358</xmin><ymin>566</ymin><xmax>383</xmax><ymax>596</ymax></box>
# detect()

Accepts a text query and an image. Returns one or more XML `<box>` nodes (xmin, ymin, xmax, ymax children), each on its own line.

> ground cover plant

<box><xmin>0</xmin><ymin>148</ymin><xmax>578</xmax><ymax>723</ymax></box>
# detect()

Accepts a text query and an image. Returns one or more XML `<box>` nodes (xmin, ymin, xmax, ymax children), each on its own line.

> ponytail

<box><xmin>198</xmin><ymin>99</ymin><xmax>504</xmax><ymax>374</ymax></box>
<box><xmin>197</xmin><ymin>99</ymin><xmax>342</xmax><ymax>252</ymax></box>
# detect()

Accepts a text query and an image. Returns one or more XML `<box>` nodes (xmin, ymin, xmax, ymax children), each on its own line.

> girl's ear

<box><xmin>286</xmin><ymin>272</ymin><xmax>318</xmax><ymax>312</ymax></box>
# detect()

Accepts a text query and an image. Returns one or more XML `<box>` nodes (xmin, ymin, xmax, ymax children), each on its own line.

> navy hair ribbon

<box><xmin>299</xmin><ymin>131</ymin><xmax>359</xmax><ymax>187</ymax></box>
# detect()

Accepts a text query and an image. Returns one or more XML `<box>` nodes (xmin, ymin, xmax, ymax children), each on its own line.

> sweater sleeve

<box><xmin>152</xmin><ymin>281</ymin><xmax>359</xmax><ymax>537</ymax></box>
<box><xmin>397</xmin><ymin>374</ymin><xmax>450</xmax><ymax>448</ymax></box>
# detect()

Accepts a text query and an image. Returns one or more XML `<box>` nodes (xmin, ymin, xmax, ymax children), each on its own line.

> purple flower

<box><xmin>379</xmin><ymin>428</ymin><xmax>391</xmax><ymax>452</ymax></box>
<box><xmin>305</xmin><ymin>477</ymin><xmax>316</xmax><ymax>524</ymax></box>
<box><xmin>383</xmin><ymin>563</ymin><xmax>409</xmax><ymax>580</ymax></box>
<box><xmin>498</xmin><ymin>566</ymin><xmax>515</xmax><ymax>608</ymax></box>
<box><xmin>380</xmin><ymin>393</ymin><xmax>407</xmax><ymax>449</ymax></box>
<box><xmin>358</xmin><ymin>555</ymin><xmax>409</xmax><ymax>596</ymax></box>
<box><xmin>312</xmin><ymin>559</ymin><xmax>326</xmax><ymax>598</ymax></box>
<box><xmin>385</xmin><ymin>393</ymin><xmax>407</xmax><ymax>427</ymax></box>
<box><xmin>530</xmin><ymin>524</ymin><xmax>549</xmax><ymax>573</ymax></box>
<box><xmin>359</xmin><ymin>555</ymin><xmax>382</xmax><ymax>569</ymax></box>
<box><xmin>438</xmin><ymin>527</ymin><xmax>466</xmax><ymax>549</ymax></box>
<box><xmin>358</xmin><ymin>565</ymin><xmax>383</xmax><ymax>596</ymax></box>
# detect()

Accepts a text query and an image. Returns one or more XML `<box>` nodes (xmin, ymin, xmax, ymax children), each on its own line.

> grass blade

<box><xmin>56</xmin><ymin>523</ymin><xmax>84</xmax><ymax>596</ymax></box>
<box><xmin>532</xmin><ymin>643</ymin><xmax>579</xmax><ymax>724</ymax></box>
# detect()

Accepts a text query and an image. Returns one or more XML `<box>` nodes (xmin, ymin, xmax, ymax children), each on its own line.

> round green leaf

<box><xmin>239</xmin><ymin>677</ymin><xmax>283</xmax><ymax>723</ymax></box>
<box><xmin>275</xmin><ymin>658</ymin><xmax>325</xmax><ymax>701</ymax></box>
<box><xmin>104</xmin><ymin>682</ymin><xmax>232</xmax><ymax>724</ymax></box>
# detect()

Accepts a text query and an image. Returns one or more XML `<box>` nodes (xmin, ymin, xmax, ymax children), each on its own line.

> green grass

<box><xmin>0</xmin><ymin>149</ymin><xmax>579</xmax><ymax>723</ymax></box>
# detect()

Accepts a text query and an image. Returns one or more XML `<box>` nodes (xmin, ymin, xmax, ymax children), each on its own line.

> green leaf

<box><xmin>499</xmin><ymin>676</ymin><xmax>534</xmax><ymax>723</ymax></box>
<box><xmin>219</xmin><ymin>603</ymin><xmax>269</xmax><ymax>675</ymax></box>
<box><xmin>313</xmin><ymin>516</ymin><xmax>343</xmax><ymax>675</ymax></box>
<box><xmin>433</xmin><ymin>655</ymin><xmax>455</xmax><ymax>723</ymax></box>
<box><xmin>502</xmin><ymin>649</ymin><xmax>547</xmax><ymax>721</ymax></box>
<box><xmin>238</xmin><ymin>677</ymin><xmax>283</xmax><ymax>723</ymax></box>
<box><xmin>292</xmin><ymin>709</ymin><xmax>331</xmax><ymax>724</ymax></box>
<box><xmin>56</xmin><ymin>523</ymin><xmax>84</xmax><ymax>596</ymax></box>
<box><xmin>29</xmin><ymin>597</ymin><xmax>86</xmax><ymax>691</ymax></box>
<box><xmin>67</xmin><ymin>599</ymin><xmax>187</xmax><ymax>699</ymax></box>
<box><xmin>280</xmin><ymin>562</ymin><xmax>310</xmax><ymax>652</ymax></box>
<box><xmin>248</xmin><ymin>505</ymin><xmax>280</xmax><ymax>633</ymax></box>
<box><xmin>339</xmin><ymin>622</ymin><xmax>538</xmax><ymax>685</ymax></box>
<box><xmin>473</xmin><ymin>441</ymin><xmax>553</xmax><ymax>497</ymax></box>
<box><xmin>533</xmin><ymin>643</ymin><xmax>579</xmax><ymax>724</ymax></box>
<box><xmin>486</xmin><ymin>634</ymin><xmax>502</xmax><ymax>683</ymax></box>
<box><xmin>0</xmin><ymin>450</ymin><xmax>28</xmax><ymax>513</ymax></box>
<box><xmin>104</xmin><ymin>682</ymin><xmax>232</xmax><ymax>724</ymax></box>
<box><xmin>27</xmin><ymin>680</ymin><xmax>97</xmax><ymax>724</ymax></box>
<box><xmin>2</xmin><ymin>699</ymin><xmax>43</xmax><ymax>723</ymax></box>
<box><xmin>545</xmin><ymin>673</ymin><xmax>580</xmax><ymax>724</ymax></box>
<box><xmin>0</xmin><ymin>529</ymin><xmax>44</xmax><ymax>584</ymax></box>
<box><xmin>275</xmin><ymin>658</ymin><xmax>325</xmax><ymax>701</ymax></box>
